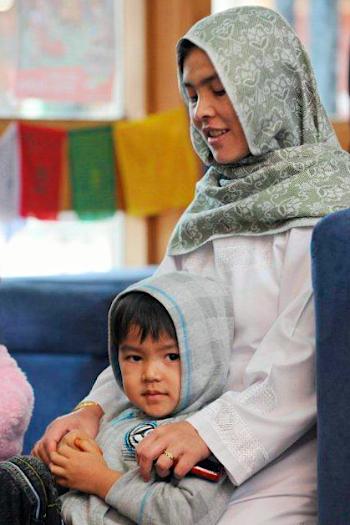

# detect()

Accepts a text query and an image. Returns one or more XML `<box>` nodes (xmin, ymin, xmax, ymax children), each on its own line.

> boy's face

<box><xmin>118</xmin><ymin>324</ymin><xmax>181</xmax><ymax>418</ymax></box>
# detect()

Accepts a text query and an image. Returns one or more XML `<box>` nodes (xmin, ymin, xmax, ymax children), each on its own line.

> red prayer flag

<box><xmin>19</xmin><ymin>123</ymin><xmax>66</xmax><ymax>219</ymax></box>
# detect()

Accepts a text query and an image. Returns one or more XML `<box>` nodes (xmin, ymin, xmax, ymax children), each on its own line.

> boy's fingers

<box><xmin>49</xmin><ymin>462</ymin><xmax>66</xmax><ymax>477</ymax></box>
<box><xmin>60</xmin><ymin>430</ymin><xmax>82</xmax><ymax>448</ymax></box>
<box><xmin>52</xmin><ymin>443</ymin><xmax>73</xmax><ymax>460</ymax></box>
<box><xmin>55</xmin><ymin>477</ymin><xmax>69</xmax><ymax>488</ymax></box>
<box><xmin>74</xmin><ymin>437</ymin><xmax>103</xmax><ymax>455</ymax></box>
<box><xmin>49</xmin><ymin>451</ymin><xmax>68</xmax><ymax>467</ymax></box>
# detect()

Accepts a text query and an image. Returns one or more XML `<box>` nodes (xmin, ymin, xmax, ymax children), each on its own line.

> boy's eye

<box><xmin>166</xmin><ymin>353</ymin><xmax>180</xmax><ymax>361</ymax></box>
<box><xmin>126</xmin><ymin>354</ymin><xmax>142</xmax><ymax>362</ymax></box>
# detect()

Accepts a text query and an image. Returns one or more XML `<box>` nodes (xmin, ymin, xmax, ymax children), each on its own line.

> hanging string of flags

<box><xmin>0</xmin><ymin>107</ymin><xmax>199</xmax><ymax>222</ymax></box>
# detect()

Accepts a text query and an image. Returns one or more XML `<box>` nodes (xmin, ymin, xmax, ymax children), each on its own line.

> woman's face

<box><xmin>183</xmin><ymin>47</ymin><xmax>249</xmax><ymax>164</ymax></box>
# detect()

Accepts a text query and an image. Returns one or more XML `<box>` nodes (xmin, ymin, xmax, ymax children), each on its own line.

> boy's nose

<box><xmin>142</xmin><ymin>362</ymin><xmax>161</xmax><ymax>382</ymax></box>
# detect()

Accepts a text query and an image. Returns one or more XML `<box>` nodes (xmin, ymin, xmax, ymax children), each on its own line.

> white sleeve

<box><xmin>82</xmin><ymin>366</ymin><xmax>122</xmax><ymax>417</ymax></box>
<box><xmin>188</xmin><ymin>230</ymin><xmax>316</xmax><ymax>486</ymax></box>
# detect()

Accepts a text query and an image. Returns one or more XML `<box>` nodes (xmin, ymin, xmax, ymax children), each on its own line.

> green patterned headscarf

<box><xmin>168</xmin><ymin>6</ymin><xmax>350</xmax><ymax>256</ymax></box>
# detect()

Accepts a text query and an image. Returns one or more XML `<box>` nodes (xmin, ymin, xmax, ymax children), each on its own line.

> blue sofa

<box><xmin>0</xmin><ymin>268</ymin><xmax>154</xmax><ymax>453</ymax></box>
<box><xmin>311</xmin><ymin>208</ymin><xmax>350</xmax><ymax>525</ymax></box>
<box><xmin>2</xmin><ymin>213</ymin><xmax>350</xmax><ymax>522</ymax></box>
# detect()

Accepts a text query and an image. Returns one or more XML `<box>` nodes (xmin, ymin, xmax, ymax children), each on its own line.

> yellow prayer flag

<box><xmin>113</xmin><ymin>107</ymin><xmax>199</xmax><ymax>216</ymax></box>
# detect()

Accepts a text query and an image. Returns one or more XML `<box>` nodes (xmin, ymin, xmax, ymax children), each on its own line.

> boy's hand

<box><xmin>57</xmin><ymin>429</ymin><xmax>103</xmax><ymax>456</ymax></box>
<box><xmin>49</xmin><ymin>439</ymin><xmax>122</xmax><ymax>499</ymax></box>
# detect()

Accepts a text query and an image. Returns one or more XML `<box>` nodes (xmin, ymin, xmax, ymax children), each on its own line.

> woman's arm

<box><xmin>188</xmin><ymin>287</ymin><xmax>315</xmax><ymax>485</ymax></box>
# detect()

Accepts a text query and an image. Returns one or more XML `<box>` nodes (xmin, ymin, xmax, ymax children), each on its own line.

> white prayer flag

<box><xmin>0</xmin><ymin>123</ymin><xmax>21</xmax><ymax>222</ymax></box>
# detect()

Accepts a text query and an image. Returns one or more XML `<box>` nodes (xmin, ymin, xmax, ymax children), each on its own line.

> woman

<box><xmin>33</xmin><ymin>6</ymin><xmax>350</xmax><ymax>523</ymax></box>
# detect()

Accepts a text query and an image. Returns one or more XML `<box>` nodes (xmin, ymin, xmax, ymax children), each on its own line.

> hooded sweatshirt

<box><xmin>61</xmin><ymin>271</ymin><xmax>234</xmax><ymax>525</ymax></box>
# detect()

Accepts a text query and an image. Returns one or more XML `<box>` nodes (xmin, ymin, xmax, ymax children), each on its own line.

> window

<box><xmin>0</xmin><ymin>212</ymin><xmax>125</xmax><ymax>277</ymax></box>
<box><xmin>0</xmin><ymin>0</ymin><xmax>123</xmax><ymax>119</ymax></box>
<box><xmin>0</xmin><ymin>1</ymin><xmax>126</xmax><ymax>277</ymax></box>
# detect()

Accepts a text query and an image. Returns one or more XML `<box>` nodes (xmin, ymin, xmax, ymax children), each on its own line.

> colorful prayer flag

<box><xmin>19</xmin><ymin>123</ymin><xmax>66</xmax><ymax>220</ymax></box>
<box><xmin>68</xmin><ymin>126</ymin><xmax>117</xmax><ymax>219</ymax></box>
<box><xmin>113</xmin><ymin>107</ymin><xmax>198</xmax><ymax>216</ymax></box>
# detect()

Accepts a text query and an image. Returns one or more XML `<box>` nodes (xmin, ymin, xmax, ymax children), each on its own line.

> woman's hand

<box><xmin>57</xmin><ymin>429</ymin><xmax>103</xmax><ymax>455</ymax></box>
<box><xmin>136</xmin><ymin>421</ymin><xmax>210</xmax><ymax>481</ymax></box>
<box><xmin>50</xmin><ymin>437</ymin><xmax>121</xmax><ymax>499</ymax></box>
<box><xmin>31</xmin><ymin>403</ymin><xmax>104</xmax><ymax>465</ymax></box>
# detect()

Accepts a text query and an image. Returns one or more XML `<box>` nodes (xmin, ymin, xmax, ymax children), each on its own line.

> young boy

<box><xmin>0</xmin><ymin>271</ymin><xmax>234</xmax><ymax>525</ymax></box>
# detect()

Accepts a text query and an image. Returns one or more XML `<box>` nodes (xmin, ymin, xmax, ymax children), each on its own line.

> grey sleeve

<box><xmin>105</xmin><ymin>467</ymin><xmax>233</xmax><ymax>525</ymax></box>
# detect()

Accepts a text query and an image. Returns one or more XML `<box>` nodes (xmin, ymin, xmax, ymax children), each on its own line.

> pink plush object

<box><xmin>0</xmin><ymin>344</ymin><xmax>34</xmax><ymax>460</ymax></box>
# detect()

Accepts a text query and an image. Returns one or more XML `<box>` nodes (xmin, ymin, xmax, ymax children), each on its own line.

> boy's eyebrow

<box><xmin>183</xmin><ymin>73</ymin><xmax>219</xmax><ymax>89</ymax></box>
<box><xmin>119</xmin><ymin>344</ymin><xmax>141</xmax><ymax>352</ymax></box>
<box><xmin>119</xmin><ymin>343</ymin><xmax>179</xmax><ymax>352</ymax></box>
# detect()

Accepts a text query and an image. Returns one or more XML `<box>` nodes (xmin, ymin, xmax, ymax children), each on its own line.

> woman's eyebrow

<box><xmin>183</xmin><ymin>73</ymin><xmax>219</xmax><ymax>89</ymax></box>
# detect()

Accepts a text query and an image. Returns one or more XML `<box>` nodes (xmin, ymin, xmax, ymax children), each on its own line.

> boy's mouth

<box><xmin>143</xmin><ymin>390</ymin><xmax>167</xmax><ymax>398</ymax></box>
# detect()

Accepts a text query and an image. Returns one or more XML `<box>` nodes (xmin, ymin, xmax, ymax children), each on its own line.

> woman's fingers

<box><xmin>32</xmin><ymin>438</ymin><xmax>57</xmax><ymax>465</ymax></box>
<box><xmin>136</xmin><ymin>421</ymin><xmax>210</xmax><ymax>481</ymax></box>
<box><xmin>137</xmin><ymin>438</ymin><xmax>165</xmax><ymax>481</ymax></box>
<box><xmin>154</xmin><ymin>447</ymin><xmax>179</xmax><ymax>478</ymax></box>
<box><xmin>31</xmin><ymin>415</ymin><xmax>75</xmax><ymax>463</ymax></box>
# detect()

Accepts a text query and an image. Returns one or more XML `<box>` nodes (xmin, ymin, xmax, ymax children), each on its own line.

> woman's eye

<box><xmin>185</xmin><ymin>90</ymin><xmax>198</xmax><ymax>104</ymax></box>
<box><xmin>166</xmin><ymin>353</ymin><xmax>180</xmax><ymax>361</ymax></box>
<box><xmin>213</xmin><ymin>89</ymin><xmax>226</xmax><ymax>97</ymax></box>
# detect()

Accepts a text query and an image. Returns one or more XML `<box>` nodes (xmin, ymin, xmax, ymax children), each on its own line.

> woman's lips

<box><xmin>206</xmin><ymin>129</ymin><xmax>229</xmax><ymax>146</ymax></box>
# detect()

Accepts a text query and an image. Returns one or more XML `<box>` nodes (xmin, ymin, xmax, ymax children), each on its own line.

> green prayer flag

<box><xmin>68</xmin><ymin>126</ymin><xmax>117</xmax><ymax>219</ymax></box>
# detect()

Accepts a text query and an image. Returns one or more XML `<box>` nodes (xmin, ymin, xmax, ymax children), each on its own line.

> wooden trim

<box><xmin>332</xmin><ymin>120</ymin><xmax>350</xmax><ymax>151</ymax></box>
<box><xmin>145</xmin><ymin>0</ymin><xmax>211</xmax><ymax>264</ymax></box>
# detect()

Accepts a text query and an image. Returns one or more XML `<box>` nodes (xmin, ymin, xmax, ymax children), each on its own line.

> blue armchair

<box><xmin>311</xmin><ymin>209</ymin><xmax>350</xmax><ymax>524</ymax></box>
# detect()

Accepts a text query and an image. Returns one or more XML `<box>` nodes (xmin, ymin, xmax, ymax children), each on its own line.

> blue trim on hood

<box><xmin>141</xmin><ymin>284</ymin><xmax>191</xmax><ymax>413</ymax></box>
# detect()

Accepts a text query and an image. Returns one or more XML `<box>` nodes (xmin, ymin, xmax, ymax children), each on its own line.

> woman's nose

<box><xmin>193</xmin><ymin>95</ymin><xmax>215</xmax><ymax>123</ymax></box>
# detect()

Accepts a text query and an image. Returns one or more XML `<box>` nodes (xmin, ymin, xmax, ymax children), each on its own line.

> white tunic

<box><xmin>87</xmin><ymin>227</ymin><xmax>317</xmax><ymax>523</ymax></box>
